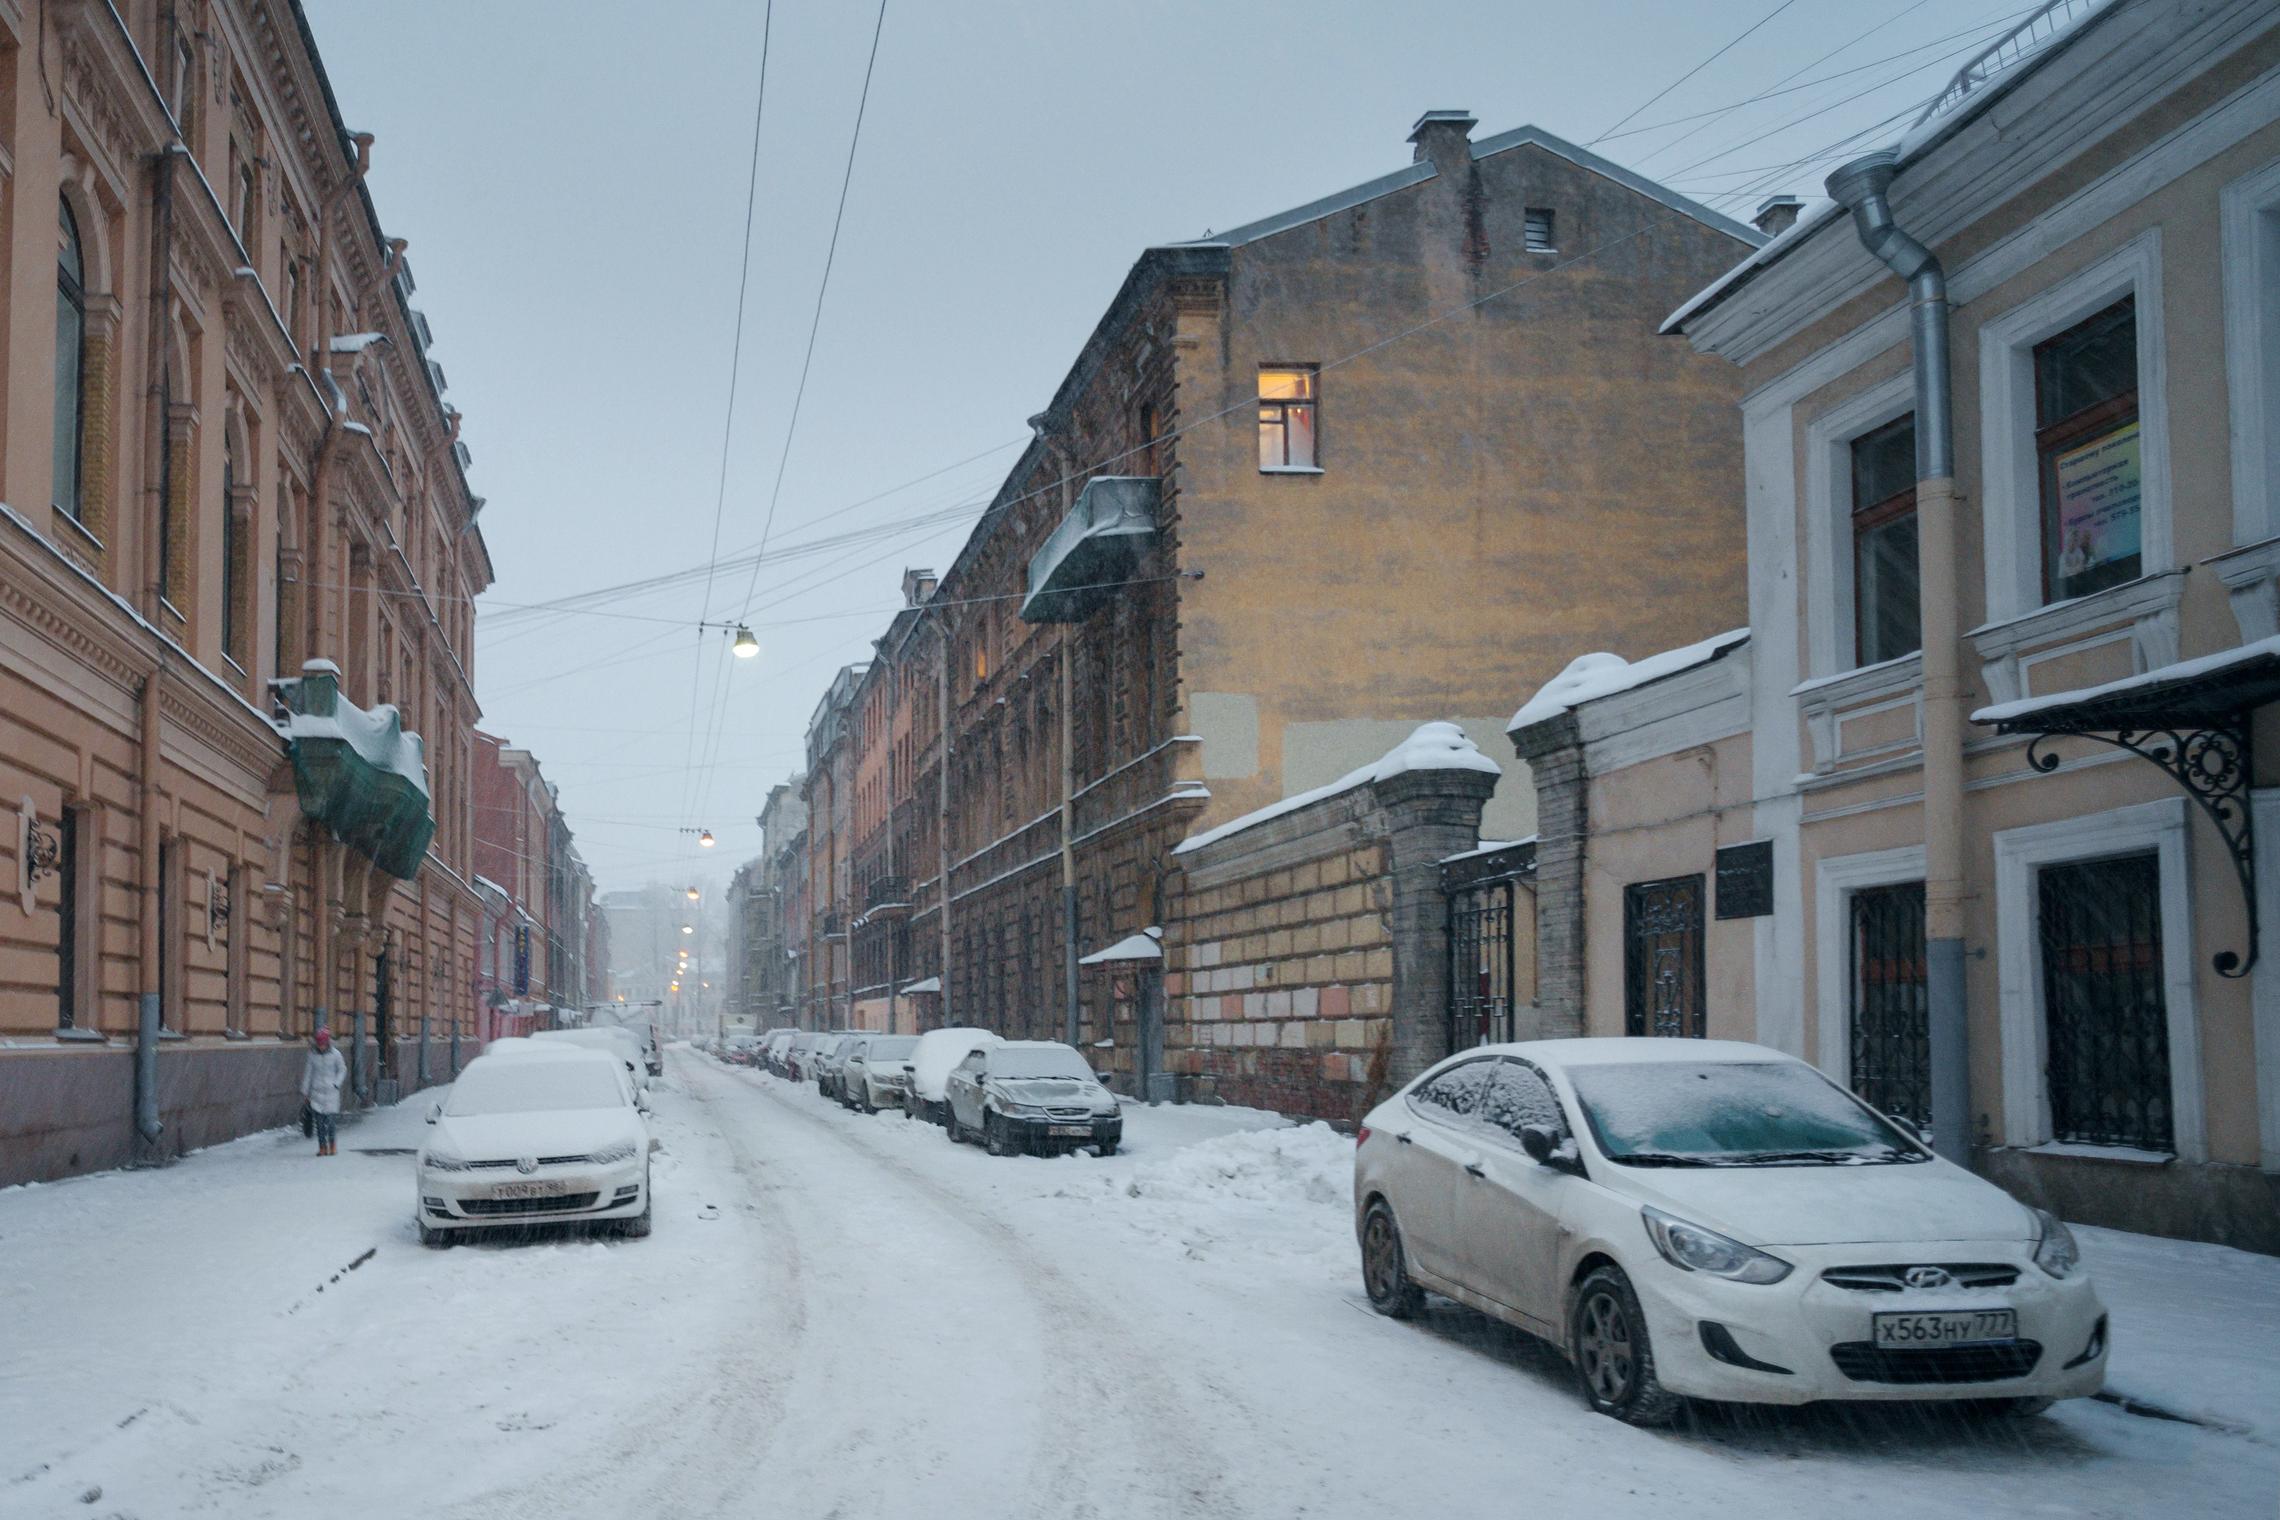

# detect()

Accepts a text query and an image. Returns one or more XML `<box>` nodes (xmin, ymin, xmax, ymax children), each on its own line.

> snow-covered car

<box><xmin>533</xmin><ymin>1026</ymin><xmax>649</xmax><ymax>1090</ymax></box>
<box><xmin>814</xmin><ymin>1033</ymin><xmax>863</xmax><ymax>1100</ymax></box>
<box><xmin>416</xmin><ymin>1049</ymin><xmax>654</xmax><ymax>1246</ymax></box>
<box><xmin>840</xmin><ymin>1034</ymin><xmax>920</xmax><ymax>1113</ymax></box>
<box><xmin>944</xmin><ymin>1040</ymin><xmax>1121</xmax><ymax>1156</ymax></box>
<box><xmin>1354</xmin><ymin>1038</ymin><xmax>2107</xmax><ymax>1425</ymax></box>
<box><xmin>904</xmin><ymin>1026</ymin><xmax>1001</xmax><ymax>1125</ymax></box>
<box><xmin>785</xmin><ymin>1030</ymin><xmax>833</xmax><ymax>1082</ymax></box>
<box><xmin>761</xmin><ymin>1029</ymin><xmax>796</xmax><ymax>1075</ymax></box>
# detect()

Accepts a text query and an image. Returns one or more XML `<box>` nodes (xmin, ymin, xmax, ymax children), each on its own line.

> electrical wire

<box><xmin>1589</xmin><ymin>0</ymin><xmax>1804</xmax><ymax>146</ymax></box>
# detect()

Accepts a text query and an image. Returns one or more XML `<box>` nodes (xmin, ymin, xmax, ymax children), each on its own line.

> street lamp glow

<box><xmin>699</xmin><ymin>830</ymin><xmax>716</xmax><ymax>848</ymax></box>
<box><xmin>681</xmin><ymin>925</ymin><xmax>694</xmax><ymax>935</ymax></box>
<box><xmin>732</xmin><ymin>625</ymin><xmax>760</xmax><ymax>659</ymax></box>
<box><xmin>686</xmin><ymin>886</ymin><xmax>700</xmax><ymax>900</ymax></box>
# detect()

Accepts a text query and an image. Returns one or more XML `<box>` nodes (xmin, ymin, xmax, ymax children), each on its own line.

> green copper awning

<box><xmin>282</xmin><ymin>660</ymin><xmax>435</xmax><ymax>880</ymax></box>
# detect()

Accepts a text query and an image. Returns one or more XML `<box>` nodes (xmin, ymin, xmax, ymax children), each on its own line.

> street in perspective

<box><xmin>3</xmin><ymin>1</ymin><xmax>2280</xmax><ymax>1516</ymax></box>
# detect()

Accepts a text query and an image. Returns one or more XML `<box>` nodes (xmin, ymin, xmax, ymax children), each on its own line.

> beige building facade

<box><xmin>1517</xmin><ymin>0</ymin><xmax>2280</xmax><ymax>1250</ymax></box>
<box><xmin>0</xmin><ymin>0</ymin><xmax>496</xmax><ymax>1182</ymax></box>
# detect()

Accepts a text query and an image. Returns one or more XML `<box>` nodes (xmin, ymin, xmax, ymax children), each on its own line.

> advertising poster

<box><xmin>2052</xmin><ymin>420</ymin><xmax>2141</xmax><ymax>584</ymax></box>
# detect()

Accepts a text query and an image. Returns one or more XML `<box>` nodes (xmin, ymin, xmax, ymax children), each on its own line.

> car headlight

<box><xmin>1001</xmin><ymin>1100</ymin><xmax>1048</xmax><ymax>1117</ymax></box>
<box><xmin>2031</xmin><ymin>1208</ymin><xmax>2080</xmax><ymax>1279</ymax></box>
<box><xmin>419</xmin><ymin>1148</ymin><xmax>469</xmax><ymax>1173</ymax></box>
<box><xmin>1641</xmin><ymin>1207</ymin><xmax>1792</xmax><ymax>1284</ymax></box>
<box><xmin>587</xmin><ymin>1140</ymin><xmax>640</xmax><ymax>1166</ymax></box>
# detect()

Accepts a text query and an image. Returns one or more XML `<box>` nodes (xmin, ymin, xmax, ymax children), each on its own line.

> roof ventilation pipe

<box><xmin>1825</xmin><ymin>148</ymin><xmax>1969</xmax><ymax>1164</ymax></box>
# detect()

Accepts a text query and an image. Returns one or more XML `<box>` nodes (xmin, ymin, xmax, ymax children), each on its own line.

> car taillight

<box><xmin>1356</xmin><ymin>1126</ymin><xmax>1372</xmax><ymax>1146</ymax></box>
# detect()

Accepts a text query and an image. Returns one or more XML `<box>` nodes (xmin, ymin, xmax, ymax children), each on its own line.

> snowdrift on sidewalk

<box><xmin>1119</xmin><ymin>1121</ymin><xmax>1350</xmax><ymax>1207</ymax></box>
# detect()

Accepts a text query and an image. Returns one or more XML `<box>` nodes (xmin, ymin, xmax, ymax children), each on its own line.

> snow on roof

<box><xmin>1174</xmin><ymin>722</ymin><xmax>1500</xmax><ymax>857</ymax></box>
<box><xmin>1972</xmin><ymin>635</ymin><xmax>2280</xmax><ymax>725</ymax></box>
<box><xmin>901</xmin><ymin>976</ymin><xmax>942</xmax><ymax>995</ymax></box>
<box><xmin>1079</xmin><ymin>927</ymin><xmax>1163</xmax><ymax>965</ymax></box>
<box><xmin>1441</xmin><ymin>837</ymin><xmax>1535</xmax><ymax>865</ymax></box>
<box><xmin>1509</xmin><ymin>629</ymin><xmax>1749</xmax><ymax>733</ymax></box>
<box><xmin>1662</xmin><ymin>0</ymin><xmax>2120</xmax><ymax>336</ymax></box>
<box><xmin>284</xmin><ymin>695</ymin><xmax>431</xmax><ymax>798</ymax></box>
<box><xmin>329</xmin><ymin>331</ymin><xmax>387</xmax><ymax>354</ymax></box>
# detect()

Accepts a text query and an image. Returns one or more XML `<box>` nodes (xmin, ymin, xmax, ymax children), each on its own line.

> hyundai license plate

<box><xmin>1872</xmin><ymin>1309</ymin><xmax>2016</xmax><ymax>1347</ymax></box>
<box><xmin>1048</xmin><ymin>1125</ymin><xmax>1093</xmax><ymax>1137</ymax></box>
<box><xmin>491</xmin><ymin>1181</ymin><xmax>567</xmax><ymax>1201</ymax></box>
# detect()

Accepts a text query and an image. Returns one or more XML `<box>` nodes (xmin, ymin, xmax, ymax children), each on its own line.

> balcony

<box><xmin>1021</xmin><ymin>476</ymin><xmax>1160</xmax><ymax>624</ymax></box>
<box><xmin>862</xmin><ymin>874</ymin><xmax>912</xmax><ymax>921</ymax></box>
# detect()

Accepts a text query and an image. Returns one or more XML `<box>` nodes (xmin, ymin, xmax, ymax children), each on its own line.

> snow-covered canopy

<box><xmin>1508</xmin><ymin>630</ymin><xmax>1749</xmax><ymax>734</ymax></box>
<box><xmin>1972</xmin><ymin>634</ymin><xmax>2280</xmax><ymax>725</ymax></box>
<box><xmin>1174</xmin><ymin>721</ymin><xmax>1501</xmax><ymax>857</ymax></box>
<box><xmin>1080</xmin><ymin>927</ymin><xmax>1163</xmax><ymax>965</ymax></box>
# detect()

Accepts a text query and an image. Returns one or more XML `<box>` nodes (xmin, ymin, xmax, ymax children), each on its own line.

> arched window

<box><xmin>54</xmin><ymin>199</ymin><xmax>87</xmax><ymax>521</ymax></box>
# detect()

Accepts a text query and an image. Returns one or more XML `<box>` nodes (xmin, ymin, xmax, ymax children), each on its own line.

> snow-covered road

<box><xmin>5</xmin><ymin>1046</ymin><xmax>2276</xmax><ymax>1519</ymax></box>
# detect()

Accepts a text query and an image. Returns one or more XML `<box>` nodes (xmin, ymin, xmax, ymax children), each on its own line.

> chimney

<box><xmin>1408</xmin><ymin>109</ymin><xmax>1478</xmax><ymax>175</ymax></box>
<box><xmin>1754</xmin><ymin>194</ymin><xmax>1804</xmax><ymax>238</ymax></box>
<box><xmin>902</xmin><ymin>568</ymin><xmax>938</xmax><ymax>607</ymax></box>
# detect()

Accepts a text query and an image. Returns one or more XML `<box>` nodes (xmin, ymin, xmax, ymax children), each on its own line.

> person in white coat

<box><xmin>302</xmin><ymin>1027</ymin><xmax>347</xmax><ymax>1156</ymax></box>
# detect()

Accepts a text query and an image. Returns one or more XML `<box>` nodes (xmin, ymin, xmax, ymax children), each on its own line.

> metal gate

<box><xmin>1624</xmin><ymin>875</ymin><xmax>1704</xmax><ymax>1038</ymax></box>
<box><xmin>1445</xmin><ymin>843</ymin><xmax>1534</xmax><ymax>1051</ymax></box>
<box><xmin>1849</xmin><ymin>881</ymin><xmax>1929</xmax><ymax>1127</ymax></box>
<box><xmin>2039</xmin><ymin>852</ymin><xmax>2171</xmax><ymax>1151</ymax></box>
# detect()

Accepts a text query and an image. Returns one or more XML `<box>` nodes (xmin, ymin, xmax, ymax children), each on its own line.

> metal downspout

<box><xmin>1826</xmin><ymin>151</ymin><xmax>1971</xmax><ymax>1162</ymax></box>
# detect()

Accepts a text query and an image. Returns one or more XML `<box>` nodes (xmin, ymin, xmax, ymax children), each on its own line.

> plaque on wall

<box><xmin>1714</xmin><ymin>841</ymin><xmax>1774</xmax><ymax>920</ymax></box>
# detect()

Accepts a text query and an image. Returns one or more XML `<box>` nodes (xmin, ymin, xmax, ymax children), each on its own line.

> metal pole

<box><xmin>1061</xmin><ymin>636</ymin><xmax>1080</xmax><ymax>1047</ymax></box>
<box><xmin>936</xmin><ymin>609</ymin><xmax>954</xmax><ymax>1027</ymax></box>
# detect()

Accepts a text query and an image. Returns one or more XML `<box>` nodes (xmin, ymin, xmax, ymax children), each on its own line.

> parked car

<box><xmin>762</xmin><ymin>1029</ymin><xmax>797</xmax><ymax>1075</ymax></box>
<box><xmin>905</xmin><ymin>1027</ymin><xmax>1001</xmax><ymax>1125</ymax></box>
<box><xmin>841</xmin><ymin>1034</ymin><xmax>920</xmax><ymax>1113</ymax></box>
<box><xmin>533</xmin><ymin>1026</ymin><xmax>649</xmax><ymax>1090</ymax></box>
<box><xmin>1354</xmin><ymin>1038</ymin><xmax>2108</xmax><ymax>1426</ymax></box>
<box><xmin>943</xmin><ymin>1039</ymin><xmax>1121</xmax><ymax>1156</ymax></box>
<box><xmin>415</xmin><ymin>1048</ymin><xmax>653</xmax><ymax>1246</ymax></box>
<box><xmin>815</xmin><ymin>1033</ymin><xmax>864</xmax><ymax>1101</ymax></box>
<box><xmin>632</xmin><ymin>1021</ymin><xmax>664</xmax><ymax>1075</ymax></box>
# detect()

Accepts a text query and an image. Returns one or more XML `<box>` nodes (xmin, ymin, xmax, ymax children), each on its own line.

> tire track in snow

<box><xmin>704</xmin><ymin>1059</ymin><xmax>1248</xmax><ymax>1520</ymax></box>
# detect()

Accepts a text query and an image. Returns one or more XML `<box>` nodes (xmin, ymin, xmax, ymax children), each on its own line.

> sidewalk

<box><xmin>2078</xmin><ymin>1224</ymin><xmax>2280</xmax><ymax>1441</ymax></box>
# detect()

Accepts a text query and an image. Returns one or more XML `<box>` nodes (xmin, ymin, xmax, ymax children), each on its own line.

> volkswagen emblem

<box><xmin>1904</xmin><ymin>1266</ymin><xmax>1954</xmax><ymax>1289</ymax></box>
<box><xmin>515</xmin><ymin>1155</ymin><xmax>538</xmax><ymax>1175</ymax></box>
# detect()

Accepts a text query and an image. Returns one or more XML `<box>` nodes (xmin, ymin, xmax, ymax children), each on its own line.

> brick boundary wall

<box><xmin>1163</xmin><ymin>764</ymin><xmax>1496</xmax><ymax>1123</ymax></box>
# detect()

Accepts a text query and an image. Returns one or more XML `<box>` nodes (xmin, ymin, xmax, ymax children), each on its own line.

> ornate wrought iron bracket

<box><xmin>2023</xmin><ymin>718</ymin><xmax>2257</xmax><ymax>977</ymax></box>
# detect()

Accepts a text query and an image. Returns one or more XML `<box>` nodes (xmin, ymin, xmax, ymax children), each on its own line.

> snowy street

<box><xmin>6</xmin><ymin>1048</ymin><xmax>2277</xmax><ymax>1520</ymax></box>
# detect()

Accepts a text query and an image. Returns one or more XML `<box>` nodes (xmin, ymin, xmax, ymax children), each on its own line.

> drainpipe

<box><xmin>935</xmin><ymin>607</ymin><xmax>954</xmax><ymax>1027</ymax></box>
<box><xmin>134</xmin><ymin>669</ymin><xmax>164</xmax><ymax>1151</ymax></box>
<box><xmin>1825</xmin><ymin>151</ymin><xmax>1970</xmax><ymax>1162</ymax></box>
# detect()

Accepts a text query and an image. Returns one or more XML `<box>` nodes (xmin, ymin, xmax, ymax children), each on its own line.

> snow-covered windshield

<box><xmin>991</xmin><ymin>1046</ymin><xmax>1095</xmax><ymax>1081</ymax></box>
<box><xmin>446</xmin><ymin>1059</ymin><xmax>627</xmax><ymax>1116</ymax></box>
<box><xmin>860</xmin><ymin>1036</ymin><xmax>919</xmax><ymax>1060</ymax></box>
<box><xmin>1567</xmin><ymin>1061</ymin><xmax>1924</xmax><ymax>1167</ymax></box>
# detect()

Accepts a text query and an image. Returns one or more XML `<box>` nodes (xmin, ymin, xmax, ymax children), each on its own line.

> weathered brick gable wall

<box><xmin>1164</xmin><ymin>764</ymin><xmax>1494</xmax><ymax>1122</ymax></box>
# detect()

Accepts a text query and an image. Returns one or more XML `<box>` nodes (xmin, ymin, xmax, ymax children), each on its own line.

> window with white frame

<box><xmin>2220</xmin><ymin>157</ymin><xmax>2280</xmax><ymax>546</ymax></box>
<box><xmin>1991</xmin><ymin>797</ymin><xmax>2202</xmax><ymax>1161</ymax></box>
<box><xmin>1850</xmin><ymin>412</ymin><xmax>1919</xmax><ymax>666</ymax></box>
<box><xmin>1976</xmin><ymin>231</ymin><xmax>2168</xmax><ymax>625</ymax></box>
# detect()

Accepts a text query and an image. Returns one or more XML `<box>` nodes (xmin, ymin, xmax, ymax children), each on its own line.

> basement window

<box><xmin>1525</xmin><ymin>208</ymin><xmax>1557</xmax><ymax>253</ymax></box>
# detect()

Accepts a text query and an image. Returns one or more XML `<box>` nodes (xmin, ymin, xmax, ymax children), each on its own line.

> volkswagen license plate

<box><xmin>1048</xmin><ymin>1125</ymin><xmax>1092</xmax><ymax>1137</ymax></box>
<box><xmin>1872</xmin><ymin>1309</ymin><xmax>2016</xmax><ymax>1347</ymax></box>
<box><xmin>491</xmin><ymin>1180</ymin><xmax>566</xmax><ymax>1201</ymax></box>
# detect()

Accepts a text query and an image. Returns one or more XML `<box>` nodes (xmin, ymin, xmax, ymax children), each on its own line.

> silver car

<box><xmin>841</xmin><ymin>1034</ymin><xmax>920</xmax><ymax>1113</ymax></box>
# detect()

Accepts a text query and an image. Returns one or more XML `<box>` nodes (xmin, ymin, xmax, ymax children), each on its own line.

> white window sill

<box><xmin>1790</xmin><ymin>650</ymin><xmax>1923</xmax><ymax>705</ymax></box>
<box><xmin>2019</xmin><ymin>1140</ymin><xmax>2174</xmax><ymax>1165</ymax></box>
<box><xmin>1969</xmin><ymin>568</ymin><xmax>2188</xmax><ymax>708</ymax></box>
<box><xmin>1258</xmin><ymin>465</ymin><xmax>1324</xmax><ymax>476</ymax></box>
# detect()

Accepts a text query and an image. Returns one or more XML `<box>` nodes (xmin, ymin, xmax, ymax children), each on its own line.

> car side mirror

<box><xmin>1889</xmin><ymin>1114</ymin><xmax>1925</xmax><ymax>1144</ymax></box>
<box><xmin>426</xmin><ymin>1104</ymin><xmax>441</xmax><ymax>1125</ymax></box>
<box><xmin>1521</xmin><ymin>1125</ymin><xmax>1579</xmax><ymax>1174</ymax></box>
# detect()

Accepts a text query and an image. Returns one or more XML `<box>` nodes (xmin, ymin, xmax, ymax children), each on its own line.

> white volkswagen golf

<box><xmin>416</xmin><ymin>1048</ymin><xmax>654</xmax><ymax>1246</ymax></box>
<box><xmin>1354</xmin><ymin>1039</ymin><xmax>2106</xmax><ymax>1424</ymax></box>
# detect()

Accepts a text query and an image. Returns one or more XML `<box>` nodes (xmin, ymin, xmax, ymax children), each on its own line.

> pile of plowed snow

<box><xmin>1119</xmin><ymin>1120</ymin><xmax>1350</xmax><ymax>1207</ymax></box>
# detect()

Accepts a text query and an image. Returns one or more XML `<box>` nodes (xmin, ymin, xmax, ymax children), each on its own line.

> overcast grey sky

<box><xmin>302</xmin><ymin>0</ymin><xmax>2022</xmax><ymax>895</ymax></box>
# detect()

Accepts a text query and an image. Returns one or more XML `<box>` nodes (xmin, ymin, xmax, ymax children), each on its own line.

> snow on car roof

<box><xmin>1464</xmin><ymin>1037</ymin><xmax>1796</xmax><ymax>1068</ymax></box>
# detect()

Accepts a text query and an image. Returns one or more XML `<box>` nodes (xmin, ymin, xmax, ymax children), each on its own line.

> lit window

<box><xmin>2035</xmin><ymin>297</ymin><xmax>2140</xmax><ymax>603</ymax></box>
<box><xmin>1525</xmin><ymin>208</ymin><xmax>1556</xmax><ymax>253</ymax></box>
<box><xmin>1849</xmin><ymin>413</ymin><xmax>1919</xmax><ymax>665</ymax></box>
<box><xmin>1258</xmin><ymin>367</ymin><xmax>1317</xmax><ymax>471</ymax></box>
<box><xmin>53</xmin><ymin>200</ymin><xmax>87</xmax><ymax>522</ymax></box>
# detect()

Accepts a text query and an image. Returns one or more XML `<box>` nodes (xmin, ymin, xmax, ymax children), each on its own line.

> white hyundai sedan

<box><xmin>1354</xmin><ymin>1039</ymin><xmax>2106</xmax><ymax>1424</ymax></box>
<box><xmin>416</xmin><ymin>1049</ymin><xmax>653</xmax><ymax>1246</ymax></box>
